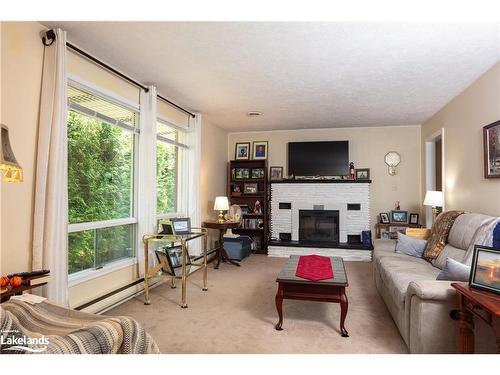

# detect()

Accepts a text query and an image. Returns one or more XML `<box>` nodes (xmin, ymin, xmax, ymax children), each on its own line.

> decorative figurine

<box><xmin>349</xmin><ymin>162</ymin><xmax>355</xmax><ymax>180</ymax></box>
<box><xmin>395</xmin><ymin>201</ymin><xmax>400</xmax><ymax>210</ymax></box>
<box><xmin>254</xmin><ymin>200</ymin><xmax>262</xmax><ymax>214</ymax></box>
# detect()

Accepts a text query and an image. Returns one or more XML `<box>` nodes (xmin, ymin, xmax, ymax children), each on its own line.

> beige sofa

<box><xmin>373</xmin><ymin>213</ymin><xmax>497</xmax><ymax>353</ymax></box>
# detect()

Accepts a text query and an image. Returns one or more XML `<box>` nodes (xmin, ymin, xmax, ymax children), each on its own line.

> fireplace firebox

<box><xmin>298</xmin><ymin>209</ymin><xmax>339</xmax><ymax>244</ymax></box>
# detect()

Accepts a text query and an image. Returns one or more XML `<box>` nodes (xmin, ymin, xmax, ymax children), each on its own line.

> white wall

<box><xmin>228</xmin><ymin>126</ymin><xmax>422</xmax><ymax>231</ymax></box>
<box><xmin>421</xmin><ymin>62</ymin><xmax>500</xmax><ymax>217</ymax></box>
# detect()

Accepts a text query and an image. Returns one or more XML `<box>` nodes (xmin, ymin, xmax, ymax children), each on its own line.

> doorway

<box><xmin>425</xmin><ymin>129</ymin><xmax>445</xmax><ymax>228</ymax></box>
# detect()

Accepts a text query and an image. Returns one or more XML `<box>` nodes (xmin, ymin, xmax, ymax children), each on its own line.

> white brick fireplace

<box><xmin>268</xmin><ymin>181</ymin><xmax>372</xmax><ymax>261</ymax></box>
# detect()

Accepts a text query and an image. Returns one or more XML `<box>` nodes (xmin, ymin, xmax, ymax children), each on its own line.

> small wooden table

<box><xmin>451</xmin><ymin>282</ymin><xmax>500</xmax><ymax>353</ymax></box>
<box><xmin>275</xmin><ymin>255</ymin><xmax>349</xmax><ymax>337</ymax></box>
<box><xmin>202</xmin><ymin>220</ymin><xmax>242</xmax><ymax>269</ymax></box>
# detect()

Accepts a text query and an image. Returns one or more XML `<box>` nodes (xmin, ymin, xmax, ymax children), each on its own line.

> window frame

<box><xmin>67</xmin><ymin>76</ymin><xmax>140</xmax><ymax>285</ymax></box>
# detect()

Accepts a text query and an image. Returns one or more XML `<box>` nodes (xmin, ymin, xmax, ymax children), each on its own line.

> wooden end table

<box><xmin>202</xmin><ymin>220</ymin><xmax>242</xmax><ymax>269</ymax></box>
<box><xmin>275</xmin><ymin>255</ymin><xmax>349</xmax><ymax>337</ymax></box>
<box><xmin>451</xmin><ymin>282</ymin><xmax>500</xmax><ymax>353</ymax></box>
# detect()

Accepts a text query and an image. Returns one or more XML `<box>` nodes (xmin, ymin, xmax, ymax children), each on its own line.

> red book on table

<box><xmin>295</xmin><ymin>255</ymin><xmax>334</xmax><ymax>281</ymax></box>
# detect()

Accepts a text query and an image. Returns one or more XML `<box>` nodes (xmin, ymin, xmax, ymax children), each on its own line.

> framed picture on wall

<box><xmin>235</xmin><ymin>142</ymin><xmax>250</xmax><ymax>160</ymax></box>
<box><xmin>252</xmin><ymin>141</ymin><xmax>268</xmax><ymax>160</ymax></box>
<box><xmin>483</xmin><ymin>120</ymin><xmax>500</xmax><ymax>178</ymax></box>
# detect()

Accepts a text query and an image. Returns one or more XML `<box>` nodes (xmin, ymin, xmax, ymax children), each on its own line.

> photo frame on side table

<box><xmin>409</xmin><ymin>213</ymin><xmax>420</xmax><ymax>225</ymax></box>
<box><xmin>483</xmin><ymin>120</ymin><xmax>500</xmax><ymax>178</ymax></box>
<box><xmin>469</xmin><ymin>245</ymin><xmax>500</xmax><ymax>295</ymax></box>
<box><xmin>235</xmin><ymin>142</ymin><xmax>250</xmax><ymax>160</ymax></box>
<box><xmin>391</xmin><ymin>210</ymin><xmax>409</xmax><ymax>224</ymax></box>
<box><xmin>379</xmin><ymin>212</ymin><xmax>390</xmax><ymax>224</ymax></box>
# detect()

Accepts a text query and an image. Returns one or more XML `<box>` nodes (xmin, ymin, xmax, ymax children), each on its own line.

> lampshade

<box><xmin>214</xmin><ymin>196</ymin><xmax>229</xmax><ymax>211</ymax></box>
<box><xmin>423</xmin><ymin>191</ymin><xmax>443</xmax><ymax>207</ymax></box>
<box><xmin>0</xmin><ymin>124</ymin><xmax>23</xmax><ymax>183</ymax></box>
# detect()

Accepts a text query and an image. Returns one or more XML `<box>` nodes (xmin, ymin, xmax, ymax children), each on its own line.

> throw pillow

<box><xmin>436</xmin><ymin>257</ymin><xmax>471</xmax><ymax>281</ymax></box>
<box><xmin>423</xmin><ymin>210</ymin><xmax>464</xmax><ymax>261</ymax></box>
<box><xmin>395</xmin><ymin>232</ymin><xmax>427</xmax><ymax>258</ymax></box>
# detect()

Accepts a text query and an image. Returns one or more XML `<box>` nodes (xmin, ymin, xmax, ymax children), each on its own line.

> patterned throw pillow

<box><xmin>423</xmin><ymin>210</ymin><xmax>464</xmax><ymax>261</ymax></box>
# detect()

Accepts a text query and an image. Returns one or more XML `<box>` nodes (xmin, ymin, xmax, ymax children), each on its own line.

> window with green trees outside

<box><xmin>67</xmin><ymin>84</ymin><xmax>138</xmax><ymax>275</ymax></box>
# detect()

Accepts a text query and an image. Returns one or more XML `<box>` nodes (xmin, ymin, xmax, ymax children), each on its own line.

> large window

<box><xmin>156</xmin><ymin>119</ymin><xmax>188</xmax><ymax>216</ymax></box>
<box><xmin>67</xmin><ymin>83</ymin><xmax>138</xmax><ymax>275</ymax></box>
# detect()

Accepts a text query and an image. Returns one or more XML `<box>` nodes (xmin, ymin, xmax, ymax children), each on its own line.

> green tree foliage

<box><xmin>67</xmin><ymin>111</ymin><xmax>134</xmax><ymax>274</ymax></box>
<box><xmin>156</xmin><ymin>141</ymin><xmax>177</xmax><ymax>214</ymax></box>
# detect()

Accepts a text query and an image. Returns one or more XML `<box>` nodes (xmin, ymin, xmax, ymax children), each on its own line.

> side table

<box><xmin>202</xmin><ymin>220</ymin><xmax>241</xmax><ymax>269</ymax></box>
<box><xmin>451</xmin><ymin>282</ymin><xmax>500</xmax><ymax>353</ymax></box>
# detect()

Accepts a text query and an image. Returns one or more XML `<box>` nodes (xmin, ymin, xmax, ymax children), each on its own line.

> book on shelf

<box><xmin>22</xmin><ymin>275</ymin><xmax>50</xmax><ymax>286</ymax></box>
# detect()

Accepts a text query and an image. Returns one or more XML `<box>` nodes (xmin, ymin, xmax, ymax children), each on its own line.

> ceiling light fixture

<box><xmin>246</xmin><ymin>111</ymin><xmax>263</xmax><ymax>117</ymax></box>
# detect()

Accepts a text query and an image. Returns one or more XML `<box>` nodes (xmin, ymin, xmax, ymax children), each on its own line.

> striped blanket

<box><xmin>0</xmin><ymin>299</ymin><xmax>160</xmax><ymax>354</ymax></box>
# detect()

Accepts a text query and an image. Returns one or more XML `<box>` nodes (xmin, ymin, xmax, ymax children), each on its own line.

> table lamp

<box><xmin>424</xmin><ymin>190</ymin><xmax>443</xmax><ymax>224</ymax></box>
<box><xmin>214</xmin><ymin>196</ymin><xmax>229</xmax><ymax>223</ymax></box>
<box><xmin>0</xmin><ymin>124</ymin><xmax>23</xmax><ymax>183</ymax></box>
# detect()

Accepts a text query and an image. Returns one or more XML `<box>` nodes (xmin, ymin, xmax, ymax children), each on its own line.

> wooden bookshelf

<box><xmin>228</xmin><ymin>159</ymin><xmax>269</xmax><ymax>254</ymax></box>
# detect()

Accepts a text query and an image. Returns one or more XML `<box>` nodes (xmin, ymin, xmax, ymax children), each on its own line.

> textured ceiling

<box><xmin>43</xmin><ymin>22</ymin><xmax>500</xmax><ymax>131</ymax></box>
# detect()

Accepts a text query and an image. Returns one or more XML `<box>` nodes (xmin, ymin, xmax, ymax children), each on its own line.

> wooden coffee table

<box><xmin>275</xmin><ymin>255</ymin><xmax>349</xmax><ymax>337</ymax></box>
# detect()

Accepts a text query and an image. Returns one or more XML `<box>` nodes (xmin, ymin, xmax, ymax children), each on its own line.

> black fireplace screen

<box><xmin>299</xmin><ymin>209</ymin><xmax>339</xmax><ymax>243</ymax></box>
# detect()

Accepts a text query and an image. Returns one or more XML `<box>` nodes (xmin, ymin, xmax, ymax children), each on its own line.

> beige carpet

<box><xmin>108</xmin><ymin>255</ymin><xmax>408</xmax><ymax>354</ymax></box>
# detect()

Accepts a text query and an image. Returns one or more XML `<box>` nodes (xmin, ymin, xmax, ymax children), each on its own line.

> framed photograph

<box><xmin>235</xmin><ymin>142</ymin><xmax>250</xmax><ymax>160</ymax></box>
<box><xmin>469</xmin><ymin>245</ymin><xmax>500</xmax><ymax>295</ymax></box>
<box><xmin>239</xmin><ymin>204</ymin><xmax>251</xmax><ymax>214</ymax></box>
<box><xmin>170</xmin><ymin>217</ymin><xmax>191</xmax><ymax>235</ymax></box>
<box><xmin>235</xmin><ymin>168</ymin><xmax>250</xmax><ymax>179</ymax></box>
<box><xmin>270</xmin><ymin>166</ymin><xmax>283</xmax><ymax>181</ymax></box>
<box><xmin>379</xmin><ymin>212</ymin><xmax>390</xmax><ymax>224</ymax></box>
<box><xmin>409</xmin><ymin>213</ymin><xmax>420</xmax><ymax>225</ymax></box>
<box><xmin>389</xmin><ymin>226</ymin><xmax>407</xmax><ymax>235</ymax></box>
<box><xmin>251</xmin><ymin>168</ymin><xmax>264</xmax><ymax>179</ymax></box>
<box><xmin>483</xmin><ymin>120</ymin><xmax>500</xmax><ymax>178</ymax></box>
<box><xmin>232</xmin><ymin>184</ymin><xmax>241</xmax><ymax>196</ymax></box>
<box><xmin>243</xmin><ymin>182</ymin><xmax>258</xmax><ymax>194</ymax></box>
<box><xmin>391</xmin><ymin>210</ymin><xmax>409</xmax><ymax>224</ymax></box>
<box><xmin>356</xmin><ymin>168</ymin><xmax>370</xmax><ymax>180</ymax></box>
<box><xmin>252</xmin><ymin>141</ymin><xmax>268</xmax><ymax>160</ymax></box>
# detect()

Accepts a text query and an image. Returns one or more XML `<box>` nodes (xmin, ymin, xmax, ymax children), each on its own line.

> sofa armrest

<box><xmin>406</xmin><ymin>280</ymin><xmax>456</xmax><ymax>302</ymax></box>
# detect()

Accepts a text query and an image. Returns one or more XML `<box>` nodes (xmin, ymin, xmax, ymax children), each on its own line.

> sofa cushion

<box><xmin>436</xmin><ymin>258</ymin><xmax>471</xmax><ymax>281</ymax></box>
<box><xmin>423</xmin><ymin>210</ymin><xmax>464</xmax><ymax>261</ymax></box>
<box><xmin>448</xmin><ymin>213</ymin><xmax>492</xmax><ymax>250</ymax></box>
<box><xmin>431</xmin><ymin>244</ymin><xmax>466</xmax><ymax>270</ymax></box>
<box><xmin>377</xmin><ymin>254</ymin><xmax>440</xmax><ymax>306</ymax></box>
<box><xmin>395</xmin><ymin>232</ymin><xmax>427</xmax><ymax>258</ymax></box>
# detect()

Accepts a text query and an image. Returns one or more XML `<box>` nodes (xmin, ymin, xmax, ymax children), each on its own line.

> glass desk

<box><xmin>142</xmin><ymin>228</ymin><xmax>208</xmax><ymax>308</ymax></box>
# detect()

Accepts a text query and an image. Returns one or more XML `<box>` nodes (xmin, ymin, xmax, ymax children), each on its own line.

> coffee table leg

<box><xmin>340</xmin><ymin>288</ymin><xmax>349</xmax><ymax>337</ymax></box>
<box><xmin>275</xmin><ymin>284</ymin><xmax>284</xmax><ymax>331</ymax></box>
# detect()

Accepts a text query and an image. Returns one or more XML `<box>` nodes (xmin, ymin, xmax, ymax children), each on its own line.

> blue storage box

<box><xmin>223</xmin><ymin>236</ymin><xmax>252</xmax><ymax>261</ymax></box>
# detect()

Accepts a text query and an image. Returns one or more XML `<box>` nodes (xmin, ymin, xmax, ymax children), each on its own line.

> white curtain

<box><xmin>32</xmin><ymin>29</ymin><xmax>68</xmax><ymax>305</ymax></box>
<box><xmin>187</xmin><ymin>113</ymin><xmax>202</xmax><ymax>254</ymax></box>
<box><xmin>137</xmin><ymin>86</ymin><xmax>158</xmax><ymax>276</ymax></box>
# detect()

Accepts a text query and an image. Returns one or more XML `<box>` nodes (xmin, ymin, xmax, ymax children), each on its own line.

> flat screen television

<box><xmin>288</xmin><ymin>141</ymin><xmax>349</xmax><ymax>177</ymax></box>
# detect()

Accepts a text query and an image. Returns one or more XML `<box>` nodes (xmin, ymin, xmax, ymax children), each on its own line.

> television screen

<box><xmin>288</xmin><ymin>141</ymin><xmax>349</xmax><ymax>177</ymax></box>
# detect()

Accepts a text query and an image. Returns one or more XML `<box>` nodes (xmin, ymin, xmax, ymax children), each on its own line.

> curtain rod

<box><xmin>42</xmin><ymin>30</ymin><xmax>195</xmax><ymax>118</ymax></box>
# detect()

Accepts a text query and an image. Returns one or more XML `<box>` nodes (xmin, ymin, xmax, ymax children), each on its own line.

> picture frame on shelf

<box><xmin>270</xmin><ymin>166</ymin><xmax>283</xmax><ymax>181</ymax></box>
<box><xmin>243</xmin><ymin>182</ymin><xmax>258</xmax><ymax>194</ymax></box>
<box><xmin>252</xmin><ymin>141</ymin><xmax>268</xmax><ymax>160</ymax></box>
<box><xmin>409</xmin><ymin>213</ymin><xmax>420</xmax><ymax>225</ymax></box>
<box><xmin>389</xmin><ymin>226</ymin><xmax>407</xmax><ymax>235</ymax></box>
<box><xmin>483</xmin><ymin>120</ymin><xmax>500</xmax><ymax>178</ymax></box>
<box><xmin>232</xmin><ymin>184</ymin><xmax>241</xmax><ymax>196</ymax></box>
<box><xmin>239</xmin><ymin>204</ymin><xmax>251</xmax><ymax>214</ymax></box>
<box><xmin>356</xmin><ymin>168</ymin><xmax>370</xmax><ymax>180</ymax></box>
<box><xmin>469</xmin><ymin>245</ymin><xmax>500</xmax><ymax>295</ymax></box>
<box><xmin>379</xmin><ymin>212</ymin><xmax>390</xmax><ymax>224</ymax></box>
<box><xmin>235</xmin><ymin>168</ymin><xmax>250</xmax><ymax>179</ymax></box>
<box><xmin>251</xmin><ymin>168</ymin><xmax>265</xmax><ymax>179</ymax></box>
<box><xmin>235</xmin><ymin>142</ymin><xmax>250</xmax><ymax>160</ymax></box>
<box><xmin>391</xmin><ymin>210</ymin><xmax>409</xmax><ymax>224</ymax></box>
